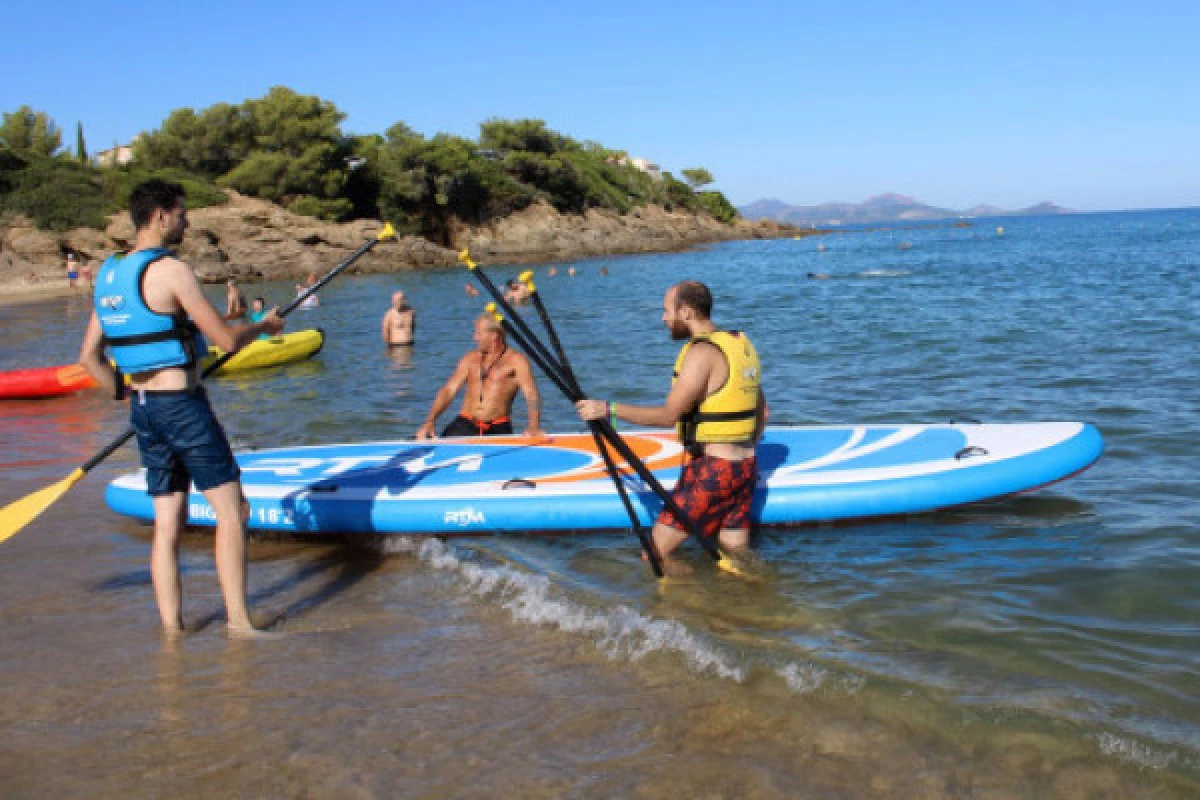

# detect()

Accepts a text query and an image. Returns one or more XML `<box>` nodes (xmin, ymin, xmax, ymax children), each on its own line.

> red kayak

<box><xmin>0</xmin><ymin>363</ymin><xmax>99</xmax><ymax>399</ymax></box>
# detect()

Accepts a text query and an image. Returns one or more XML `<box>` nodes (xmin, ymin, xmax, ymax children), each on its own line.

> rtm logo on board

<box><xmin>444</xmin><ymin>508</ymin><xmax>485</xmax><ymax>527</ymax></box>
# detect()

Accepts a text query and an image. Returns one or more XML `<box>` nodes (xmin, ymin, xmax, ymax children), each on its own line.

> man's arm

<box><xmin>381</xmin><ymin>310</ymin><xmax>392</xmax><ymax>344</ymax></box>
<box><xmin>79</xmin><ymin>311</ymin><xmax>119</xmax><ymax>396</ymax></box>
<box><xmin>415</xmin><ymin>356</ymin><xmax>470</xmax><ymax>439</ymax></box>
<box><xmin>575</xmin><ymin>344</ymin><xmax>714</xmax><ymax>427</ymax></box>
<box><xmin>167</xmin><ymin>260</ymin><xmax>281</xmax><ymax>351</ymax></box>
<box><xmin>753</xmin><ymin>387</ymin><xmax>768</xmax><ymax>442</ymax></box>
<box><xmin>514</xmin><ymin>354</ymin><xmax>542</xmax><ymax>435</ymax></box>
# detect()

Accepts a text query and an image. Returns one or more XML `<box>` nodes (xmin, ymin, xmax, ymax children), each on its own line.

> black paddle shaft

<box><xmin>524</xmin><ymin>291</ymin><xmax>663</xmax><ymax>577</ymax></box>
<box><xmin>80</xmin><ymin>234</ymin><xmax>388</xmax><ymax>478</ymax></box>
<box><xmin>483</xmin><ymin>292</ymin><xmax>722</xmax><ymax>565</ymax></box>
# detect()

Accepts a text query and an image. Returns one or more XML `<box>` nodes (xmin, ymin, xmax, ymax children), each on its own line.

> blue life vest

<box><xmin>94</xmin><ymin>248</ymin><xmax>206</xmax><ymax>374</ymax></box>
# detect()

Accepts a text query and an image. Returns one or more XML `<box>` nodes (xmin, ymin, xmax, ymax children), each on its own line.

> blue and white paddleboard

<box><xmin>105</xmin><ymin>423</ymin><xmax>1103</xmax><ymax>535</ymax></box>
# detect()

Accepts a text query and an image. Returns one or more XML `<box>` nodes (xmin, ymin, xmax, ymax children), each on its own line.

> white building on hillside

<box><xmin>96</xmin><ymin>137</ymin><xmax>139</xmax><ymax>167</ymax></box>
<box><xmin>630</xmin><ymin>157</ymin><xmax>662</xmax><ymax>180</ymax></box>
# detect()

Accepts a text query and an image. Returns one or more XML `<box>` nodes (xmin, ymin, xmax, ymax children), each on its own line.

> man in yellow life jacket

<box><xmin>576</xmin><ymin>281</ymin><xmax>766</xmax><ymax>576</ymax></box>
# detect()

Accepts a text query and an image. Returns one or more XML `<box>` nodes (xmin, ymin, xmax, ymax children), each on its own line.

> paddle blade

<box><xmin>458</xmin><ymin>248</ymin><xmax>476</xmax><ymax>269</ymax></box>
<box><xmin>0</xmin><ymin>468</ymin><xmax>85</xmax><ymax>544</ymax></box>
<box><xmin>378</xmin><ymin>223</ymin><xmax>397</xmax><ymax>241</ymax></box>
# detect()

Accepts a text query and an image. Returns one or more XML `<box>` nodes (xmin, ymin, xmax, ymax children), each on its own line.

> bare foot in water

<box><xmin>227</xmin><ymin>611</ymin><xmax>286</xmax><ymax>639</ymax></box>
<box><xmin>227</xmin><ymin>624</ymin><xmax>283</xmax><ymax>640</ymax></box>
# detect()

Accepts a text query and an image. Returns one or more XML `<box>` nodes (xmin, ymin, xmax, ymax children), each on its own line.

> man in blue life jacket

<box><xmin>575</xmin><ymin>281</ymin><xmax>767</xmax><ymax>577</ymax></box>
<box><xmin>79</xmin><ymin>179</ymin><xmax>284</xmax><ymax>636</ymax></box>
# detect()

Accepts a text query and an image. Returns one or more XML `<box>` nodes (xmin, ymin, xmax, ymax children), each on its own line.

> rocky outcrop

<box><xmin>1</xmin><ymin>191</ymin><xmax>807</xmax><ymax>287</ymax></box>
<box><xmin>456</xmin><ymin>202</ymin><xmax>800</xmax><ymax>262</ymax></box>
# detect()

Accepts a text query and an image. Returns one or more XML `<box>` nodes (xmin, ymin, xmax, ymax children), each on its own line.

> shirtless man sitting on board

<box><xmin>415</xmin><ymin>314</ymin><xmax>542</xmax><ymax>438</ymax></box>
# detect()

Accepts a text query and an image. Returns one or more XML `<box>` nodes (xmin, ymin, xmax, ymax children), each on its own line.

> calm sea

<box><xmin>1</xmin><ymin>209</ymin><xmax>1197</xmax><ymax>798</ymax></box>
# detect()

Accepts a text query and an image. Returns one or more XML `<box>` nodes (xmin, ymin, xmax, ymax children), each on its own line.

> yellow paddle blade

<box><xmin>0</xmin><ymin>468</ymin><xmax>85</xmax><ymax>544</ymax></box>
<box><xmin>377</xmin><ymin>223</ymin><xmax>397</xmax><ymax>241</ymax></box>
<box><xmin>457</xmin><ymin>248</ymin><xmax>476</xmax><ymax>269</ymax></box>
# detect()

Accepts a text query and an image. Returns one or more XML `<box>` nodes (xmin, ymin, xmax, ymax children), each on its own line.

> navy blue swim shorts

<box><xmin>129</xmin><ymin>387</ymin><xmax>241</xmax><ymax>496</ymax></box>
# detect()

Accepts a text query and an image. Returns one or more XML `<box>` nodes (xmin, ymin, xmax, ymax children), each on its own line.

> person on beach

<box><xmin>79</xmin><ymin>179</ymin><xmax>284</xmax><ymax>636</ymax></box>
<box><xmin>575</xmin><ymin>281</ymin><xmax>766</xmax><ymax>576</ymax></box>
<box><xmin>65</xmin><ymin>252</ymin><xmax>79</xmax><ymax>288</ymax></box>
<box><xmin>225</xmin><ymin>278</ymin><xmax>247</xmax><ymax>319</ymax></box>
<box><xmin>415</xmin><ymin>313</ymin><xmax>542</xmax><ymax>439</ymax></box>
<box><xmin>296</xmin><ymin>272</ymin><xmax>319</xmax><ymax>307</ymax></box>
<box><xmin>382</xmin><ymin>290</ymin><xmax>415</xmax><ymax>346</ymax></box>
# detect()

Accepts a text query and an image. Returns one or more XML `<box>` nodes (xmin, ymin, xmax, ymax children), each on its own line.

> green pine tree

<box><xmin>76</xmin><ymin>121</ymin><xmax>87</xmax><ymax>163</ymax></box>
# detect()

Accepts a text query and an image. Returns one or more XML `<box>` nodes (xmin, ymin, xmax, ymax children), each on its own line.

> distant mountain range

<box><xmin>739</xmin><ymin>193</ymin><xmax>1073</xmax><ymax>225</ymax></box>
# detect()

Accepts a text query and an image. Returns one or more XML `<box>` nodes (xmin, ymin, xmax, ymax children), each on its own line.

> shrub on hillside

<box><xmin>0</xmin><ymin>156</ymin><xmax>227</xmax><ymax>232</ymax></box>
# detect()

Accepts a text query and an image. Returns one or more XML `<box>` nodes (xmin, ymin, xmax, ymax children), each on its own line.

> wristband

<box><xmin>607</xmin><ymin>401</ymin><xmax>618</xmax><ymax>429</ymax></box>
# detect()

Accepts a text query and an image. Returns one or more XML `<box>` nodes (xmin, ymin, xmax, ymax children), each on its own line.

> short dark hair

<box><xmin>672</xmin><ymin>281</ymin><xmax>712</xmax><ymax>318</ymax></box>
<box><xmin>130</xmin><ymin>179</ymin><xmax>186</xmax><ymax>230</ymax></box>
<box><xmin>253</xmin><ymin>296</ymin><xmax>265</xmax><ymax>305</ymax></box>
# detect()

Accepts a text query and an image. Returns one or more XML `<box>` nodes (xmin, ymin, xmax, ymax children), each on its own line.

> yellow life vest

<box><xmin>673</xmin><ymin>330</ymin><xmax>761</xmax><ymax>447</ymax></box>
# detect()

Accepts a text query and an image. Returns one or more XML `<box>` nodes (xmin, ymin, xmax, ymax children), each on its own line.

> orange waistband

<box><xmin>463</xmin><ymin>414</ymin><xmax>511</xmax><ymax>429</ymax></box>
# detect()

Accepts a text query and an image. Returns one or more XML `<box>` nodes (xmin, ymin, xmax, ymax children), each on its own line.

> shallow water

<box><xmin>1</xmin><ymin>210</ymin><xmax>1197</xmax><ymax>797</ymax></box>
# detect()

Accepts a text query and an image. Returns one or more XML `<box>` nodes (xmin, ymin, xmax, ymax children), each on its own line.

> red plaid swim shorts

<box><xmin>656</xmin><ymin>454</ymin><xmax>757</xmax><ymax>538</ymax></box>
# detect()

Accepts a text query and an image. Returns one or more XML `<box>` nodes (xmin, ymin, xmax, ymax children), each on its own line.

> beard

<box><xmin>667</xmin><ymin>318</ymin><xmax>690</xmax><ymax>340</ymax></box>
<box><xmin>163</xmin><ymin>225</ymin><xmax>186</xmax><ymax>247</ymax></box>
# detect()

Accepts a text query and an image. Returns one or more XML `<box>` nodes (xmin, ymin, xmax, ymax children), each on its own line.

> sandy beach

<box><xmin>0</xmin><ymin>277</ymin><xmax>90</xmax><ymax>306</ymax></box>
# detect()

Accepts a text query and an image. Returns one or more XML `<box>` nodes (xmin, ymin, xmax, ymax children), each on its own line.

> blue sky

<box><xmin>4</xmin><ymin>0</ymin><xmax>1197</xmax><ymax>211</ymax></box>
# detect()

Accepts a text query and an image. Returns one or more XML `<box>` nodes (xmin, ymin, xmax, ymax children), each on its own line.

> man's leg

<box><xmin>717</xmin><ymin>527</ymin><xmax>751</xmax><ymax>556</ymax></box>
<box><xmin>150</xmin><ymin>492</ymin><xmax>187</xmax><ymax>634</ymax></box>
<box><xmin>650</xmin><ymin>521</ymin><xmax>692</xmax><ymax>577</ymax></box>
<box><xmin>201</xmin><ymin>480</ymin><xmax>256</xmax><ymax>632</ymax></box>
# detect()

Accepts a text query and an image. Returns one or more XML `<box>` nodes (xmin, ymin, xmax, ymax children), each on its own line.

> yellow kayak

<box><xmin>202</xmin><ymin>328</ymin><xmax>325</xmax><ymax>374</ymax></box>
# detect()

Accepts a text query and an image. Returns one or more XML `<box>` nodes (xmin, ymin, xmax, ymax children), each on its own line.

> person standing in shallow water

<box><xmin>78</xmin><ymin>179</ymin><xmax>284</xmax><ymax>636</ymax></box>
<box><xmin>225</xmin><ymin>278</ymin><xmax>247</xmax><ymax>319</ymax></box>
<box><xmin>382</xmin><ymin>290</ymin><xmax>415</xmax><ymax>346</ymax></box>
<box><xmin>576</xmin><ymin>280</ymin><xmax>766</xmax><ymax>577</ymax></box>
<box><xmin>296</xmin><ymin>272</ymin><xmax>319</xmax><ymax>307</ymax></box>
<box><xmin>415</xmin><ymin>314</ymin><xmax>542</xmax><ymax>439</ymax></box>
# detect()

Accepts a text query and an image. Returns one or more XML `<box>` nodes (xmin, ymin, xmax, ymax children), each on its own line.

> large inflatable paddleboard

<box><xmin>201</xmin><ymin>328</ymin><xmax>324</xmax><ymax>374</ymax></box>
<box><xmin>0</xmin><ymin>363</ymin><xmax>98</xmax><ymax>399</ymax></box>
<box><xmin>106</xmin><ymin>423</ymin><xmax>1103</xmax><ymax>535</ymax></box>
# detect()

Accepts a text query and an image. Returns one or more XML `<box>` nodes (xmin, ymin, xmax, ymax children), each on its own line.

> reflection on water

<box><xmin>1</xmin><ymin>210</ymin><xmax>1198</xmax><ymax>796</ymax></box>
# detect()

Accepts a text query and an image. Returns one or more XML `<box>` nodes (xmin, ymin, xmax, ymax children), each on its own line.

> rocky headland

<box><xmin>1</xmin><ymin>192</ymin><xmax>805</xmax><ymax>297</ymax></box>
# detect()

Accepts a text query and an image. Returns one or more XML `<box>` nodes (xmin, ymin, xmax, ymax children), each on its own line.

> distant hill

<box><xmin>739</xmin><ymin>193</ymin><xmax>1073</xmax><ymax>225</ymax></box>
